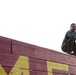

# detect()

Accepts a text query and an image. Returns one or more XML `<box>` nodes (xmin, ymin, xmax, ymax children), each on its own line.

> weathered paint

<box><xmin>0</xmin><ymin>65</ymin><xmax>7</xmax><ymax>75</ymax></box>
<box><xmin>9</xmin><ymin>56</ymin><xmax>30</xmax><ymax>75</ymax></box>
<box><xmin>47</xmin><ymin>61</ymin><xmax>69</xmax><ymax>75</ymax></box>
<box><xmin>0</xmin><ymin>56</ymin><xmax>30</xmax><ymax>75</ymax></box>
<box><xmin>0</xmin><ymin>36</ymin><xmax>76</xmax><ymax>75</ymax></box>
<box><xmin>0</xmin><ymin>55</ymin><xmax>69</xmax><ymax>75</ymax></box>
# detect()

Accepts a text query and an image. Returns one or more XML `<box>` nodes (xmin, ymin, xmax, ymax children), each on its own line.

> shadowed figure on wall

<box><xmin>61</xmin><ymin>23</ymin><xmax>76</xmax><ymax>56</ymax></box>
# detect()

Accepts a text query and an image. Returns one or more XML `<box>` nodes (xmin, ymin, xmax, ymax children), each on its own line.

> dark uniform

<box><xmin>61</xmin><ymin>30</ymin><xmax>76</xmax><ymax>55</ymax></box>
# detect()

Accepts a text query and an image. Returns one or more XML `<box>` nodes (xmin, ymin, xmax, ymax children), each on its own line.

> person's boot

<box><xmin>67</xmin><ymin>51</ymin><xmax>74</xmax><ymax>55</ymax></box>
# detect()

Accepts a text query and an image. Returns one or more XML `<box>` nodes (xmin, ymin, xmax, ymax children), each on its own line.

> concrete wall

<box><xmin>0</xmin><ymin>36</ymin><xmax>76</xmax><ymax>75</ymax></box>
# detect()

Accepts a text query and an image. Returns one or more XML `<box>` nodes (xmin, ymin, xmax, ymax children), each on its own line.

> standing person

<box><xmin>61</xmin><ymin>23</ymin><xmax>76</xmax><ymax>55</ymax></box>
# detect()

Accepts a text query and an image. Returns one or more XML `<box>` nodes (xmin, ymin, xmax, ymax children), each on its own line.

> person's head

<box><xmin>70</xmin><ymin>23</ymin><xmax>76</xmax><ymax>31</ymax></box>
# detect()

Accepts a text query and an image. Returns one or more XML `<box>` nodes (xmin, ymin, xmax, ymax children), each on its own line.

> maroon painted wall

<box><xmin>0</xmin><ymin>36</ymin><xmax>76</xmax><ymax>75</ymax></box>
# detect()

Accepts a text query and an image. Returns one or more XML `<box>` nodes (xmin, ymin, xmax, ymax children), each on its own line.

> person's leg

<box><xmin>73</xmin><ymin>43</ymin><xmax>76</xmax><ymax>56</ymax></box>
<box><xmin>66</xmin><ymin>38</ymin><xmax>74</xmax><ymax>54</ymax></box>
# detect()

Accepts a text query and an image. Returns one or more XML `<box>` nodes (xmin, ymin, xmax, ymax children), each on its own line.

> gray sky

<box><xmin>0</xmin><ymin>0</ymin><xmax>76</xmax><ymax>53</ymax></box>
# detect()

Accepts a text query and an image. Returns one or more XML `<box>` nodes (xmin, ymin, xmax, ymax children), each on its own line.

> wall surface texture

<box><xmin>0</xmin><ymin>36</ymin><xmax>76</xmax><ymax>75</ymax></box>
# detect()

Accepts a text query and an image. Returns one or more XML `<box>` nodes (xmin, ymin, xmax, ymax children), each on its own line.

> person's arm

<box><xmin>67</xmin><ymin>31</ymin><xmax>76</xmax><ymax>39</ymax></box>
